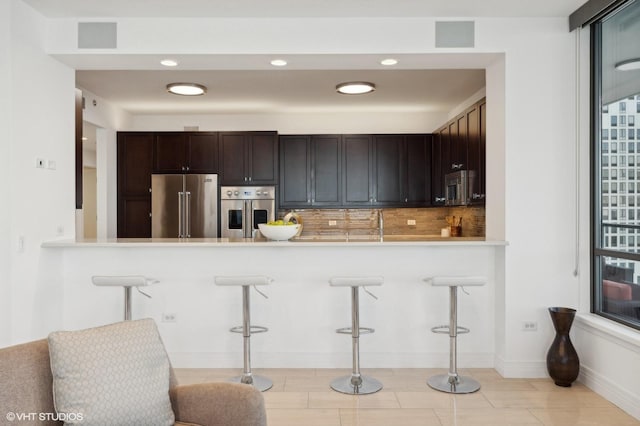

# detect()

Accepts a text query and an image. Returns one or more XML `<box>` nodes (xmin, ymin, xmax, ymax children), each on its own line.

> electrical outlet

<box><xmin>36</xmin><ymin>158</ymin><xmax>45</xmax><ymax>168</ymax></box>
<box><xmin>47</xmin><ymin>159</ymin><xmax>57</xmax><ymax>170</ymax></box>
<box><xmin>407</xmin><ymin>219</ymin><xmax>416</xmax><ymax>226</ymax></box>
<box><xmin>522</xmin><ymin>321</ymin><xmax>538</xmax><ymax>331</ymax></box>
<box><xmin>162</xmin><ymin>313</ymin><xmax>177</xmax><ymax>323</ymax></box>
<box><xmin>328</xmin><ymin>220</ymin><xmax>337</xmax><ymax>226</ymax></box>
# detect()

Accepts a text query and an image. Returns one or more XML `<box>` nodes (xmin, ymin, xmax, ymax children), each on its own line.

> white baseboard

<box><xmin>579</xmin><ymin>360</ymin><xmax>640</xmax><ymax>419</ymax></box>
<box><xmin>493</xmin><ymin>353</ymin><xmax>548</xmax><ymax>378</ymax></box>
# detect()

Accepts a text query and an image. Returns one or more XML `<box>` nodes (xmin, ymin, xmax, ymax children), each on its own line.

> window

<box><xmin>593</xmin><ymin>0</ymin><xmax>640</xmax><ymax>330</ymax></box>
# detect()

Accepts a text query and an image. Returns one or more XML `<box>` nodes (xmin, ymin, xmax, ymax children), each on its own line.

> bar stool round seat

<box><xmin>215</xmin><ymin>275</ymin><xmax>273</xmax><ymax>392</ymax></box>
<box><xmin>424</xmin><ymin>276</ymin><xmax>486</xmax><ymax>394</ymax></box>
<box><xmin>329</xmin><ymin>276</ymin><xmax>383</xmax><ymax>395</ymax></box>
<box><xmin>91</xmin><ymin>275</ymin><xmax>157</xmax><ymax>321</ymax></box>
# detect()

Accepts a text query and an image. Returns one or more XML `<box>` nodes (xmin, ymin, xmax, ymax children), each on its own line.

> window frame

<box><xmin>591</xmin><ymin>5</ymin><xmax>640</xmax><ymax>331</ymax></box>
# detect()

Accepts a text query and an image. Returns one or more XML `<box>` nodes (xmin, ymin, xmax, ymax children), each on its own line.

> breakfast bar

<box><xmin>42</xmin><ymin>238</ymin><xmax>506</xmax><ymax>369</ymax></box>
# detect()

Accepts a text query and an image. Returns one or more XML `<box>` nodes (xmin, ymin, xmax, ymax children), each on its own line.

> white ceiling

<box><xmin>76</xmin><ymin>68</ymin><xmax>486</xmax><ymax>115</ymax></box>
<box><xmin>26</xmin><ymin>0</ymin><xmax>586</xmax><ymax>117</ymax></box>
<box><xmin>23</xmin><ymin>0</ymin><xmax>587</xmax><ymax>18</ymax></box>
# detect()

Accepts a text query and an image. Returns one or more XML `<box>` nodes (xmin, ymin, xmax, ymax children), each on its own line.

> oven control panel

<box><xmin>221</xmin><ymin>186</ymin><xmax>275</xmax><ymax>200</ymax></box>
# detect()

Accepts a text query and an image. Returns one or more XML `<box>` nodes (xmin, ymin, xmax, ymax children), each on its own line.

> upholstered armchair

<box><xmin>0</xmin><ymin>320</ymin><xmax>267</xmax><ymax>426</ymax></box>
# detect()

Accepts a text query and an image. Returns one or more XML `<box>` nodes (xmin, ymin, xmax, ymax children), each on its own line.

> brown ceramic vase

<box><xmin>546</xmin><ymin>307</ymin><xmax>580</xmax><ymax>387</ymax></box>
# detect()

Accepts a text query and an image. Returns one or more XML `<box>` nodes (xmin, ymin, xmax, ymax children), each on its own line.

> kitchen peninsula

<box><xmin>43</xmin><ymin>237</ymin><xmax>505</xmax><ymax>369</ymax></box>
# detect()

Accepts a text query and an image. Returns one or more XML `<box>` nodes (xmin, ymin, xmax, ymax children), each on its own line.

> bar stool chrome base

<box><xmin>230</xmin><ymin>374</ymin><xmax>273</xmax><ymax>392</ymax></box>
<box><xmin>424</xmin><ymin>276</ymin><xmax>486</xmax><ymax>395</ymax></box>
<box><xmin>215</xmin><ymin>275</ymin><xmax>274</xmax><ymax>393</ymax></box>
<box><xmin>427</xmin><ymin>373</ymin><xmax>481</xmax><ymax>394</ymax></box>
<box><xmin>331</xmin><ymin>374</ymin><xmax>383</xmax><ymax>395</ymax></box>
<box><xmin>328</xmin><ymin>276</ymin><xmax>384</xmax><ymax>395</ymax></box>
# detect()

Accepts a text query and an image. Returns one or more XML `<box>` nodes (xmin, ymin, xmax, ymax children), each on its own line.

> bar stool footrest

<box><xmin>336</xmin><ymin>327</ymin><xmax>375</xmax><ymax>335</ymax></box>
<box><xmin>230</xmin><ymin>325</ymin><xmax>269</xmax><ymax>334</ymax></box>
<box><xmin>430</xmin><ymin>325</ymin><xmax>470</xmax><ymax>334</ymax></box>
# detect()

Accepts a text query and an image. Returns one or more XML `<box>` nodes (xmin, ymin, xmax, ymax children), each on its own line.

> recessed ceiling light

<box><xmin>166</xmin><ymin>83</ymin><xmax>207</xmax><ymax>96</ymax></box>
<box><xmin>270</xmin><ymin>59</ymin><xmax>287</xmax><ymax>67</ymax></box>
<box><xmin>615</xmin><ymin>58</ymin><xmax>640</xmax><ymax>71</ymax></box>
<box><xmin>336</xmin><ymin>81</ymin><xmax>376</xmax><ymax>95</ymax></box>
<box><xmin>380</xmin><ymin>58</ymin><xmax>398</xmax><ymax>66</ymax></box>
<box><xmin>160</xmin><ymin>59</ymin><xmax>179</xmax><ymax>67</ymax></box>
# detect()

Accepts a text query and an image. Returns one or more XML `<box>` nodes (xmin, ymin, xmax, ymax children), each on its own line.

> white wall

<box><xmin>130</xmin><ymin>112</ymin><xmax>447</xmax><ymax>134</ymax></box>
<box><xmin>80</xmin><ymin>89</ymin><xmax>132</xmax><ymax>238</ymax></box>
<box><xmin>7</xmin><ymin>0</ymin><xmax>75</xmax><ymax>343</ymax></box>
<box><xmin>0</xmin><ymin>0</ymin><xmax>12</xmax><ymax>347</ymax></box>
<box><xmin>484</xmin><ymin>19</ymin><xmax>580</xmax><ymax>377</ymax></box>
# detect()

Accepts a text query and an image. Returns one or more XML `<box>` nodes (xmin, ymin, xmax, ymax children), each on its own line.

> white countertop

<box><xmin>41</xmin><ymin>237</ymin><xmax>507</xmax><ymax>248</ymax></box>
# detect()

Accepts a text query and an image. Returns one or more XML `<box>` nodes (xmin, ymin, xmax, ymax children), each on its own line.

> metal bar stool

<box><xmin>91</xmin><ymin>275</ymin><xmax>156</xmax><ymax>321</ymax></box>
<box><xmin>329</xmin><ymin>276</ymin><xmax>383</xmax><ymax>395</ymax></box>
<box><xmin>215</xmin><ymin>275</ymin><xmax>273</xmax><ymax>392</ymax></box>
<box><xmin>424</xmin><ymin>276</ymin><xmax>486</xmax><ymax>394</ymax></box>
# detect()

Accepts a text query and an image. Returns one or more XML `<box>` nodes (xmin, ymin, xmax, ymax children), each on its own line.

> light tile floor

<box><xmin>173</xmin><ymin>368</ymin><xmax>640</xmax><ymax>426</ymax></box>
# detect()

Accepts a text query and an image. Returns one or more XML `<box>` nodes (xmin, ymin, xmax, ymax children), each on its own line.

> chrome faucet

<box><xmin>378</xmin><ymin>210</ymin><xmax>384</xmax><ymax>242</ymax></box>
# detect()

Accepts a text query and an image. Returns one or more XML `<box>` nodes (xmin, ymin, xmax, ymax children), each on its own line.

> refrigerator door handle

<box><xmin>178</xmin><ymin>191</ymin><xmax>184</xmax><ymax>238</ymax></box>
<box><xmin>185</xmin><ymin>191</ymin><xmax>191</xmax><ymax>238</ymax></box>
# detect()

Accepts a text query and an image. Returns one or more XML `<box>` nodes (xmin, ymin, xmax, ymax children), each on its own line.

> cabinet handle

<box><xmin>472</xmin><ymin>193</ymin><xmax>486</xmax><ymax>200</ymax></box>
<box><xmin>244</xmin><ymin>177</ymin><xmax>247</xmax><ymax>182</ymax></box>
<box><xmin>435</xmin><ymin>197</ymin><xmax>445</xmax><ymax>202</ymax></box>
<box><xmin>405</xmin><ymin>198</ymin><xmax>408</xmax><ymax>203</ymax></box>
<box><xmin>186</xmin><ymin>166</ymin><xmax>190</xmax><ymax>171</ymax></box>
<box><xmin>149</xmin><ymin>188</ymin><xmax>152</xmax><ymax>193</ymax></box>
<box><xmin>182</xmin><ymin>166</ymin><xmax>185</xmax><ymax>171</ymax></box>
<box><xmin>248</xmin><ymin>176</ymin><xmax>252</xmax><ymax>182</ymax></box>
<box><xmin>308</xmin><ymin>199</ymin><xmax>311</xmax><ymax>203</ymax></box>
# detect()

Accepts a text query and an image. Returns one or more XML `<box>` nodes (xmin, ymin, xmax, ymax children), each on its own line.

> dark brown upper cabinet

<box><xmin>431</xmin><ymin>97</ymin><xmax>486</xmax><ymax>206</ymax></box>
<box><xmin>280</xmin><ymin>135</ymin><xmax>312</xmax><ymax>207</ymax></box>
<box><xmin>153</xmin><ymin>132</ymin><xmax>218</xmax><ymax>174</ymax></box>
<box><xmin>312</xmin><ymin>135</ymin><xmax>342</xmax><ymax>206</ymax></box>
<box><xmin>468</xmin><ymin>100</ymin><xmax>486</xmax><ymax>203</ymax></box>
<box><xmin>342</xmin><ymin>135</ymin><xmax>374</xmax><ymax>206</ymax></box>
<box><xmin>372</xmin><ymin>135</ymin><xmax>404</xmax><ymax>205</ymax></box>
<box><xmin>404</xmin><ymin>134</ymin><xmax>432</xmax><ymax>206</ymax></box>
<box><xmin>219</xmin><ymin>131</ymin><xmax>278</xmax><ymax>185</ymax></box>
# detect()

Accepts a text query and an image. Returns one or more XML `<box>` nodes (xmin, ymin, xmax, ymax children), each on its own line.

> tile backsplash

<box><xmin>277</xmin><ymin>206</ymin><xmax>485</xmax><ymax>239</ymax></box>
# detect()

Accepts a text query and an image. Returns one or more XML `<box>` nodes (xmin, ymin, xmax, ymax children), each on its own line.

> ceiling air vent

<box><xmin>435</xmin><ymin>21</ymin><xmax>475</xmax><ymax>48</ymax></box>
<box><xmin>78</xmin><ymin>22</ymin><xmax>117</xmax><ymax>49</ymax></box>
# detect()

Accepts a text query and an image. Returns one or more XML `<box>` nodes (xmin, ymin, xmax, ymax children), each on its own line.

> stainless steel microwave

<box><xmin>445</xmin><ymin>170</ymin><xmax>475</xmax><ymax>206</ymax></box>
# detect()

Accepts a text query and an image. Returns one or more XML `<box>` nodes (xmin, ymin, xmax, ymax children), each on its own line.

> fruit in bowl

<box><xmin>258</xmin><ymin>222</ymin><xmax>302</xmax><ymax>241</ymax></box>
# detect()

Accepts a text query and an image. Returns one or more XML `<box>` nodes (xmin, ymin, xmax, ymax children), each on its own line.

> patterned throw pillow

<box><xmin>48</xmin><ymin>319</ymin><xmax>175</xmax><ymax>426</ymax></box>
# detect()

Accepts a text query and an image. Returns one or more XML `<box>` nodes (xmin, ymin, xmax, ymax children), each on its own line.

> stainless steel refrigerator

<box><xmin>151</xmin><ymin>174</ymin><xmax>218</xmax><ymax>238</ymax></box>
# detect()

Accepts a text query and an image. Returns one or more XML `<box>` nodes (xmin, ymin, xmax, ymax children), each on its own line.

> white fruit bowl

<box><xmin>258</xmin><ymin>224</ymin><xmax>302</xmax><ymax>241</ymax></box>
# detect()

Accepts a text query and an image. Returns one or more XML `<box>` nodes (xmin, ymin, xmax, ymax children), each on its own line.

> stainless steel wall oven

<box><xmin>221</xmin><ymin>186</ymin><xmax>275</xmax><ymax>239</ymax></box>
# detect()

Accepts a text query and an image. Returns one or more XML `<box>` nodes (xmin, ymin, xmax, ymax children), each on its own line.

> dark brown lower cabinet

<box><xmin>118</xmin><ymin>197</ymin><xmax>151</xmax><ymax>237</ymax></box>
